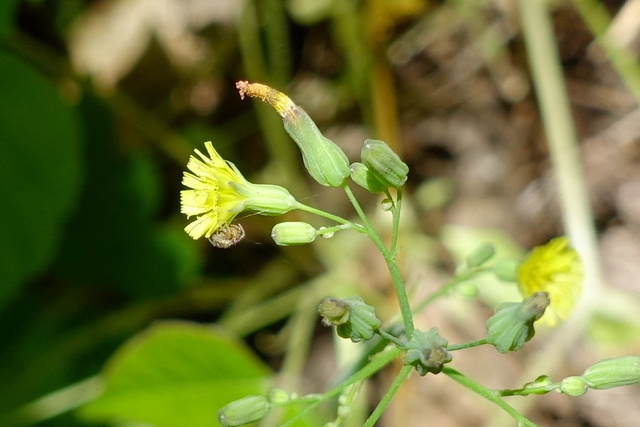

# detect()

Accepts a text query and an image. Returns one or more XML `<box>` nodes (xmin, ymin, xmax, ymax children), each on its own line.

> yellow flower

<box><xmin>517</xmin><ymin>237</ymin><xmax>583</xmax><ymax>327</ymax></box>
<box><xmin>180</xmin><ymin>141</ymin><xmax>298</xmax><ymax>240</ymax></box>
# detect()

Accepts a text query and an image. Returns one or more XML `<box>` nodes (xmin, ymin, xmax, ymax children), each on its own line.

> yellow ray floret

<box><xmin>180</xmin><ymin>141</ymin><xmax>297</xmax><ymax>240</ymax></box>
<box><xmin>517</xmin><ymin>237</ymin><xmax>583</xmax><ymax>327</ymax></box>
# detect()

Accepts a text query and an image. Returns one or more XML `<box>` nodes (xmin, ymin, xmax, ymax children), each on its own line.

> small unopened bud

<box><xmin>318</xmin><ymin>296</ymin><xmax>381</xmax><ymax>342</ymax></box>
<box><xmin>559</xmin><ymin>376</ymin><xmax>588</xmax><ymax>397</ymax></box>
<box><xmin>360</xmin><ymin>139</ymin><xmax>408</xmax><ymax>189</ymax></box>
<box><xmin>582</xmin><ymin>356</ymin><xmax>640</xmax><ymax>390</ymax></box>
<box><xmin>466</xmin><ymin>243</ymin><xmax>495</xmax><ymax>268</ymax></box>
<box><xmin>492</xmin><ymin>258</ymin><xmax>519</xmax><ymax>282</ymax></box>
<box><xmin>486</xmin><ymin>292</ymin><xmax>549</xmax><ymax>353</ymax></box>
<box><xmin>271</xmin><ymin>222</ymin><xmax>317</xmax><ymax>246</ymax></box>
<box><xmin>404</xmin><ymin>328</ymin><xmax>452</xmax><ymax>375</ymax></box>
<box><xmin>523</xmin><ymin>375</ymin><xmax>554</xmax><ymax>394</ymax></box>
<box><xmin>268</xmin><ymin>388</ymin><xmax>291</xmax><ymax>404</ymax></box>
<box><xmin>350</xmin><ymin>162</ymin><xmax>387</xmax><ymax>194</ymax></box>
<box><xmin>380</xmin><ymin>198</ymin><xmax>394</xmax><ymax>211</ymax></box>
<box><xmin>237</xmin><ymin>81</ymin><xmax>350</xmax><ymax>187</ymax></box>
<box><xmin>218</xmin><ymin>395</ymin><xmax>270</xmax><ymax>426</ymax></box>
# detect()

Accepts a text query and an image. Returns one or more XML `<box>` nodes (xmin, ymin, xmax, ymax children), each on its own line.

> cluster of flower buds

<box><xmin>236</xmin><ymin>81</ymin><xmax>409</xmax><ymax>194</ymax></box>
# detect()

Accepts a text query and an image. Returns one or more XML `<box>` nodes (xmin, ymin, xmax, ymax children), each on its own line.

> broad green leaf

<box><xmin>0</xmin><ymin>51</ymin><xmax>81</xmax><ymax>309</ymax></box>
<box><xmin>79</xmin><ymin>321</ymin><xmax>271</xmax><ymax>427</ymax></box>
<box><xmin>54</xmin><ymin>96</ymin><xmax>200</xmax><ymax>298</ymax></box>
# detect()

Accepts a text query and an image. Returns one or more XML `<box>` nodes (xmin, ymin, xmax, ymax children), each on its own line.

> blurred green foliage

<box><xmin>1</xmin><ymin>0</ymin><xmax>639</xmax><ymax>426</ymax></box>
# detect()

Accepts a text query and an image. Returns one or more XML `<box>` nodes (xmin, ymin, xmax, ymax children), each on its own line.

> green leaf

<box><xmin>54</xmin><ymin>96</ymin><xmax>198</xmax><ymax>298</ymax></box>
<box><xmin>79</xmin><ymin>321</ymin><xmax>271</xmax><ymax>427</ymax></box>
<box><xmin>0</xmin><ymin>0</ymin><xmax>20</xmax><ymax>38</ymax></box>
<box><xmin>0</xmin><ymin>52</ymin><xmax>81</xmax><ymax>309</ymax></box>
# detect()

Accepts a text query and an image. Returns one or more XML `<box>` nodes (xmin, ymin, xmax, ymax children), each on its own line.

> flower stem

<box><xmin>362</xmin><ymin>365</ymin><xmax>413</xmax><ymax>427</ymax></box>
<box><xmin>412</xmin><ymin>266</ymin><xmax>491</xmax><ymax>314</ymax></box>
<box><xmin>447</xmin><ymin>338</ymin><xmax>488</xmax><ymax>351</ymax></box>
<box><xmin>389</xmin><ymin>188</ymin><xmax>402</xmax><ymax>257</ymax></box>
<box><xmin>294</xmin><ymin>201</ymin><xmax>366</xmax><ymax>233</ymax></box>
<box><xmin>342</xmin><ymin>184</ymin><xmax>415</xmax><ymax>338</ymax></box>
<box><xmin>280</xmin><ymin>346</ymin><xmax>403</xmax><ymax>427</ymax></box>
<box><xmin>443</xmin><ymin>367</ymin><xmax>538</xmax><ymax>427</ymax></box>
<box><xmin>376</xmin><ymin>329</ymin><xmax>406</xmax><ymax>348</ymax></box>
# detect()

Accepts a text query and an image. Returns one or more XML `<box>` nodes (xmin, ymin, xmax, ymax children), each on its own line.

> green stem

<box><xmin>498</xmin><ymin>385</ymin><xmax>555</xmax><ymax>397</ymax></box>
<box><xmin>342</xmin><ymin>185</ymin><xmax>415</xmax><ymax>338</ymax></box>
<box><xmin>362</xmin><ymin>365</ymin><xmax>413</xmax><ymax>427</ymax></box>
<box><xmin>443</xmin><ymin>367</ymin><xmax>538</xmax><ymax>427</ymax></box>
<box><xmin>447</xmin><ymin>338</ymin><xmax>488</xmax><ymax>351</ymax></box>
<box><xmin>412</xmin><ymin>266</ymin><xmax>491</xmax><ymax>314</ymax></box>
<box><xmin>295</xmin><ymin>202</ymin><xmax>366</xmax><ymax>234</ymax></box>
<box><xmin>389</xmin><ymin>189</ymin><xmax>402</xmax><ymax>257</ymax></box>
<box><xmin>4</xmin><ymin>376</ymin><xmax>102</xmax><ymax>426</ymax></box>
<box><xmin>572</xmin><ymin>0</ymin><xmax>640</xmax><ymax>104</ymax></box>
<box><xmin>280</xmin><ymin>346</ymin><xmax>403</xmax><ymax>427</ymax></box>
<box><xmin>376</xmin><ymin>329</ymin><xmax>406</xmax><ymax>348</ymax></box>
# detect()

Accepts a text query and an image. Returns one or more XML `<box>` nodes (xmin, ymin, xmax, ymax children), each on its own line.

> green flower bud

<box><xmin>268</xmin><ymin>388</ymin><xmax>291</xmax><ymax>404</ymax></box>
<box><xmin>404</xmin><ymin>328</ymin><xmax>452</xmax><ymax>376</ymax></box>
<box><xmin>465</xmin><ymin>243</ymin><xmax>495</xmax><ymax>268</ymax></box>
<box><xmin>559</xmin><ymin>376</ymin><xmax>588</xmax><ymax>397</ymax></box>
<box><xmin>492</xmin><ymin>258</ymin><xmax>519</xmax><ymax>282</ymax></box>
<box><xmin>486</xmin><ymin>292</ymin><xmax>549</xmax><ymax>353</ymax></box>
<box><xmin>271</xmin><ymin>221</ymin><xmax>317</xmax><ymax>246</ymax></box>
<box><xmin>237</xmin><ymin>81</ymin><xmax>349</xmax><ymax>187</ymax></box>
<box><xmin>284</xmin><ymin>107</ymin><xmax>350</xmax><ymax>187</ymax></box>
<box><xmin>349</xmin><ymin>162</ymin><xmax>387</xmax><ymax>193</ymax></box>
<box><xmin>523</xmin><ymin>375</ymin><xmax>554</xmax><ymax>394</ymax></box>
<box><xmin>318</xmin><ymin>296</ymin><xmax>381</xmax><ymax>343</ymax></box>
<box><xmin>218</xmin><ymin>395</ymin><xmax>270</xmax><ymax>426</ymax></box>
<box><xmin>360</xmin><ymin>139</ymin><xmax>409</xmax><ymax>189</ymax></box>
<box><xmin>582</xmin><ymin>356</ymin><xmax>640</xmax><ymax>390</ymax></box>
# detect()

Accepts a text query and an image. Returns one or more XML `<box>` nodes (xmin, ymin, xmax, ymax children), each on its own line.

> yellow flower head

<box><xmin>517</xmin><ymin>237</ymin><xmax>583</xmax><ymax>327</ymax></box>
<box><xmin>180</xmin><ymin>141</ymin><xmax>298</xmax><ymax>240</ymax></box>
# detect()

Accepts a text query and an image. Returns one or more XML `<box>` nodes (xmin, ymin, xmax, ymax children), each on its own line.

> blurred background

<box><xmin>1</xmin><ymin>0</ymin><xmax>639</xmax><ymax>426</ymax></box>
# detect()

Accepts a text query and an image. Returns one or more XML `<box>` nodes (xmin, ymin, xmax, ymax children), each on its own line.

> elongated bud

<box><xmin>404</xmin><ymin>328</ymin><xmax>452</xmax><ymax>375</ymax></box>
<box><xmin>237</xmin><ymin>81</ymin><xmax>350</xmax><ymax>187</ymax></box>
<box><xmin>465</xmin><ymin>243</ymin><xmax>495</xmax><ymax>268</ymax></box>
<box><xmin>218</xmin><ymin>395</ymin><xmax>270</xmax><ymax>426</ymax></box>
<box><xmin>582</xmin><ymin>356</ymin><xmax>640</xmax><ymax>390</ymax></box>
<box><xmin>485</xmin><ymin>292</ymin><xmax>549</xmax><ymax>353</ymax></box>
<box><xmin>350</xmin><ymin>162</ymin><xmax>387</xmax><ymax>194</ymax></box>
<box><xmin>360</xmin><ymin>139</ymin><xmax>408</xmax><ymax>189</ymax></box>
<box><xmin>271</xmin><ymin>221</ymin><xmax>317</xmax><ymax>246</ymax></box>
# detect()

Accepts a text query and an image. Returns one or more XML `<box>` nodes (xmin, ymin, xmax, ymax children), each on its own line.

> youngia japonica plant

<box><xmin>178</xmin><ymin>82</ymin><xmax>640</xmax><ymax>427</ymax></box>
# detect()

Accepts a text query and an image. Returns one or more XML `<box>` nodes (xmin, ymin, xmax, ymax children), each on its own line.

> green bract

<box><xmin>404</xmin><ymin>328</ymin><xmax>452</xmax><ymax>376</ymax></box>
<box><xmin>349</xmin><ymin>162</ymin><xmax>387</xmax><ymax>193</ymax></box>
<box><xmin>485</xmin><ymin>292</ymin><xmax>549</xmax><ymax>353</ymax></box>
<box><xmin>360</xmin><ymin>139</ymin><xmax>408</xmax><ymax>189</ymax></box>
<box><xmin>318</xmin><ymin>296</ymin><xmax>381</xmax><ymax>343</ymax></box>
